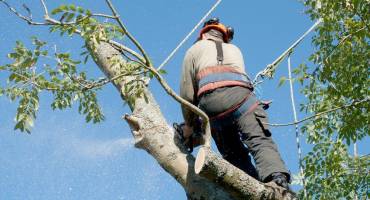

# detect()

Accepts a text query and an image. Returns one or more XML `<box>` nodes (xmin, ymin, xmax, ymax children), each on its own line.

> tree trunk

<box><xmin>89</xmin><ymin>41</ymin><xmax>297</xmax><ymax>200</ymax></box>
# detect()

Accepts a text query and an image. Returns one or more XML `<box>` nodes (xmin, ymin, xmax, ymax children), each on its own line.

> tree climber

<box><xmin>178</xmin><ymin>17</ymin><xmax>291</xmax><ymax>189</ymax></box>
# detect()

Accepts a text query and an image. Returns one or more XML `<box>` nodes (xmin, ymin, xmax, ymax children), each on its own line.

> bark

<box><xmin>195</xmin><ymin>147</ymin><xmax>297</xmax><ymax>200</ymax></box>
<box><xmin>89</xmin><ymin>41</ymin><xmax>297</xmax><ymax>200</ymax></box>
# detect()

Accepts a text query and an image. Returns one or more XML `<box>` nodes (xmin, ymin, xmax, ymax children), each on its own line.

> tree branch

<box><xmin>81</xmin><ymin>71</ymin><xmax>144</xmax><ymax>90</ymax></box>
<box><xmin>107</xmin><ymin>40</ymin><xmax>146</xmax><ymax>64</ymax></box>
<box><xmin>265</xmin><ymin>98</ymin><xmax>369</xmax><ymax>127</ymax></box>
<box><xmin>195</xmin><ymin>147</ymin><xmax>297</xmax><ymax>200</ymax></box>
<box><xmin>354</xmin><ymin>9</ymin><xmax>370</xmax><ymax>33</ymax></box>
<box><xmin>325</xmin><ymin>26</ymin><xmax>366</xmax><ymax>62</ymax></box>
<box><xmin>105</xmin><ymin>0</ymin><xmax>152</xmax><ymax>67</ymax></box>
<box><xmin>1</xmin><ymin>0</ymin><xmax>117</xmax><ymax>27</ymax></box>
<box><xmin>1</xmin><ymin>0</ymin><xmax>145</xmax><ymax>69</ymax></box>
<box><xmin>0</xmin><ymin>0</ymin><xmax>50</xmax><ymax>25</ymax></box>
<box><xmin>312</xmin><ymin>26</ymin><xmax>366</xmax><ymax>76</ymax></box>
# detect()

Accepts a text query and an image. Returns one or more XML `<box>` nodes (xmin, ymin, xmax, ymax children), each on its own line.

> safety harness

<box><xmin>196</xmin><ymin>40</ymin><xmax>260</xmax><ymax>120</ymax></box>
<box><xmin>174</xmin><ymin>40</ymin><xmax>268</xmax><ymax>153</ymax></box>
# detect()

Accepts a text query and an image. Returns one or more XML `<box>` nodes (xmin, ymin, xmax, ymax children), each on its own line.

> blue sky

<box><xmin>0</xmin><ymin>0</ymin><xmax>368</xmax><ymax>200</ymax></box>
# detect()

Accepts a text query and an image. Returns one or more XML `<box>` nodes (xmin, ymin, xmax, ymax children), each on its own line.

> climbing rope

<box><xmin>252</xmin><ymin>20</ymin><xmax>322</xmax><ymax>194</ymax></box>
<box><xmin>288</xmin><ymin>56</ymin><xmax>307</xmax><ymax>197</ymax></box>
<box><xmin>253</xmin><ymin>19</ymin><xmax>322</xmax><ymax>85</ymax></box>
<box><xmin>156</xmin><ymin>0</ymin><xmax>222</xmax><ymax>71</ymax></box>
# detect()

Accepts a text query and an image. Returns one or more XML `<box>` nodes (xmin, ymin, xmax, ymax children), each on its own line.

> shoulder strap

<box><xmin>214</xmin><ymin>40</ymin><xmax>223</xmax><ymax>65</ymax></box>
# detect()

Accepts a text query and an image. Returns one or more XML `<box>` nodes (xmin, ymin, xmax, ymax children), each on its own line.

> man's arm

<box><xmin>180</xmin><ymin>50</ymin><xmax>197</xmax><ymax>129</ymax></box>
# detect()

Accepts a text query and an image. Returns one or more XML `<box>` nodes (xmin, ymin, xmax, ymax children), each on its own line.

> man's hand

<box><xmin>173</xmin><ymin>122</ymin><xmax>203</xmax><ymax>153</ymax></box>
<box><xmin>184</xmin><ymin>124</ymin><xmax>205</xmax><ymax>148</ymax></box>
<box><xmin>173</xmin><ymin>122</ymin><xmax>194</xmax><ymax>152</ymax></box>
<box><xmin>183</xmin><ymin>124</ymin><xmax>193</xmax><ymax>139</ymax></box>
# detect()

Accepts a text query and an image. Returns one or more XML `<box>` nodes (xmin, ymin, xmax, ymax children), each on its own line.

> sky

<box><xmin>0</xmin><ymin>0</ymin><xmax>368</xmax><ymax>200</ymax></box>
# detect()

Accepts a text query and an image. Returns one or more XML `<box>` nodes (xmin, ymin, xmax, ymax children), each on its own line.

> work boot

<box><xmin>269</xmin><ymin>172</ymin><xmax>290</xmax><ymax>190</ymax></box>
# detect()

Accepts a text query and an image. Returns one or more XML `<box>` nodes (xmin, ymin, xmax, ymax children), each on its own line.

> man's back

<box><xmin>183</xmin><ymin>39</ymin><xmax>247</xmax><ymax>76</ymax></box>
<box><xmin>180</xmin><ymin>39</ymin><xmax>248</xmax><ymax>107</ymax></box>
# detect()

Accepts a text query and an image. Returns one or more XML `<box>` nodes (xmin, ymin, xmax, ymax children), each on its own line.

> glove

<box><xmin>173</xmin><ymin>122</ymin><xmax>193</xmax><ymax>153</ymax></box>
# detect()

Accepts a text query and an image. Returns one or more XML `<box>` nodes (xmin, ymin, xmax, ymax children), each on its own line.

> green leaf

<box><xmin>80</xmin><ymin>51</ymin><xmax>89</xmax><ymax>55</ymax></box>
<box><xmin>86</xmin><ymin>114</ymin><xmax>92</xmax><ymax>122</ymax></box>
<box><xmin>69</xmin><ymin>4</ymin><xmax>76</xmax><ymax>11</ymax></box>
<box><xmin>14</xmin><ymin>121</ymin><xmax>23</xmax><ymax>131</ymax></box>
<box><xmin>8</xmin><ymin>73</ymin><xmax>17</xmax><ymax>82</ymax></box>
<box><xmin>77</xmin><ymin>6</ymin><xmax>84</xmax><ymax>13</ymax></box>
<box><xmin>59</xmin><ymin>12</ymin><xmax>69</xmax><ymax>22</ymax></box>
<box><xmin>85</xmin><ymin>9</ymin><xmax>92</xmax><ymax>16</ymax></box>
<box><xmin>84</xmin><ymin>55</ymin><xmax>89</xmax><ymax>64</ymax></box>
<box><xmin>59</xmin><ymin>4</ymin><xmax>68</xmax><ymax>11</ymax></box>
<box><xmin>278</xmin><ymin>76</ymin><xmax>287</xmax><ymax>87</ymax></box>
<box><xmin>51</xmin><ymin>8</ymin><xmax>62</xmax><ymax>15</ymax></box>
<box><xmin>66</xmin><ymin>13</ymin><xmax>75</xmax><ymax>22</ymax></box>
<box><xmin>158</xmin><ymin>69</ymin><xmax>167</xmax><ymax>75</ymax></box>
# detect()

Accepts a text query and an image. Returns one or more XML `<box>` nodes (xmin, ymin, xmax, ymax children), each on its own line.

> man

<box><xmin>179</xmin><ymin>18</ymin><xmax>291</xmax><ymax>189</ymax></box>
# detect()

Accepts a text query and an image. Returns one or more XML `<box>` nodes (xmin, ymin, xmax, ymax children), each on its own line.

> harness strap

<box><xmin>211</xmin><ymin>94</ymin><xmax>259</xmax><ymax>121</ymax></box>
<box><xmin>196</xmin><ymin>65</ymin><xmax>251</xmax><ymax>97</ymax></box>
<box><xmin>195</xmin><ymin>40</ymin><xmax>253</xmax><ymax>97</ymax></box>
<box><xmin>215</xmin><ymin>41</ymin><xmax>223</xmax><ymax>65</ymax></box>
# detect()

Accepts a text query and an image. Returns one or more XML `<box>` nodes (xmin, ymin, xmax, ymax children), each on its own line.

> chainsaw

<box><xmin>173</xmin><ymin>122</ymin><xmax>203</xmax><ymax>153</ymax></box>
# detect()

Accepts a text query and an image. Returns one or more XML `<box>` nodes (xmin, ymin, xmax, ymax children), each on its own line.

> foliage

<box><xmin>296</xmin><ymin>0</ymin><xmax>370</xmax><ymax>199</ymax></box>
<box><xmin>0</xmin><ymin>37</ymin><xmax>104</xmax><ymax>132</ymax></box>
<box><xmin>0</xmin><ymin>4</ymin><xmax>166</xmax><ymax>133</ymax></box>
<box><xmin>48</xmin><ymin>4</ymin><xmax>163</xmax><ymax>105</ymax></box>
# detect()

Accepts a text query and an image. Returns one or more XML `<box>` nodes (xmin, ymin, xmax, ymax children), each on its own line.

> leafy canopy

<box><xmin>0</xmin><ymin>4</ymin><xmax>163</xmax><ymax>133</ymax></box>
<box><xmin>295</xmin><ymin>0</ymin><xmax>369</xmax><ymax>199</ymax></box>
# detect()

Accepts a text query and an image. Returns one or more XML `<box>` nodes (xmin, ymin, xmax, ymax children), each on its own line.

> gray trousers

<box><xmin>198</xmin><ymin>86</ymin><xmax>290</xmax><ymax>182</ymax></box>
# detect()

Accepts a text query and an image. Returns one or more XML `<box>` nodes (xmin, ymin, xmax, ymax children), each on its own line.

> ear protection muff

<box><xmin>227</xmin><ymin>26</ymin><xmax>234</xmax><ymax>41</ymax></box>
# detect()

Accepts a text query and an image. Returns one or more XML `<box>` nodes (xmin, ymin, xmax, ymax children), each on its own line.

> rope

<box><xmin>156</xmin><ymin>0</ymin><xmax>222</xmax><ymax>71</ymax></box>
<box><xmin>354</xmin><ymin>135</ymin><xmax>358</xmax><ymax>200</ymax></box>
<box><xmin>288</xmin><ymin>56</ymin><xmax>307</xmax><ymax>197</ymax></box>
<box><xmin>253</xmin><ymin>19</ymin><xmax>322</xmax><ymax>85</ymax></box>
